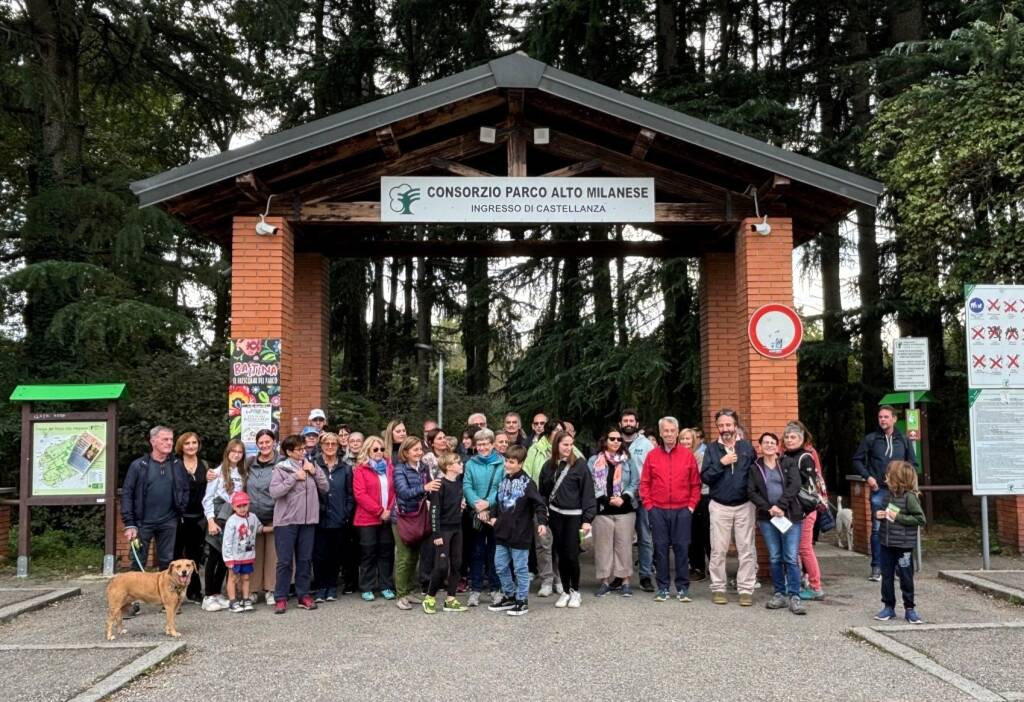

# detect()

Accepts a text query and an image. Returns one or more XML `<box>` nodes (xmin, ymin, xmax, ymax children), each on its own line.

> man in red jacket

<box><xmin>639</xmin><ymin>416</ymin><xmax>702</xmax><ymax>602</ymax></box>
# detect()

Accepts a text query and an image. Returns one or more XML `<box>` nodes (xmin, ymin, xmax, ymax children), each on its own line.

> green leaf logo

<box><xmin>389</xmin><ymin>184</ymin><xmax>421</xmax><ymax>215</ymax></box>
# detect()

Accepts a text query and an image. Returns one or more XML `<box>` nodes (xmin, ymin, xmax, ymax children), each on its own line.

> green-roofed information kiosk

<box><xmin>9</xmin><ymin>384</ymin><xmax>124</xmax><ymax>577</ymax></box>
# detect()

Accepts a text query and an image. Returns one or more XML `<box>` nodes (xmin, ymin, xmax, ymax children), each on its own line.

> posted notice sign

<box><xmin>969</xmin><ymin>389</ymin><xmax>1024</xmax><ymax>495</ymax></box>
<box><xmin>893</xmin><ymin>337</ymin><xmax>930</xmax><ymax>391</ymax></box>
<box><xmin>965</xmin><ymin>283</ymin><xmax>1024</xmax><ymax>388</ymax></box>
<box><xmin>380</xmin><ymin>177</ymin><xmax>655</xmax><ymax>223</ymax></box>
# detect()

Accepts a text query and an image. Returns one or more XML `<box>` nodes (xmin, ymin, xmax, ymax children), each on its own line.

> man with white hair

<box><xmin>638</xmin><ymin>417</ymin><xmax>701</xmax><ymax>602</ymax></box>
<box><xmin>467</xmin><ymin>412</ymin><xmax>488</xmax><ymax>429</ymax></box>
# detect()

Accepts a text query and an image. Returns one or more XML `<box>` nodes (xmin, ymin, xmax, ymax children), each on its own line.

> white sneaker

<box><xmin>201</xmin><ymin>596</ymin><xmax>224</xmax><ymax>612</ymax></box>
<box><xmin>567</xmin><ymin>590</ymin><xmax>581</xmax><ymax>608</ymax></box>
<box><xmin>468</xmin><ymin>591</ymin><xmax>481</xmax><ymax>607</ymax></box>
<box><xmin>265</xmin><ymin>591</ymin><xmax>275</xmax><ymax>606</ymax></box>
<box><xmin>490</xmin><ymin>591</ymin><xmax>503</xmax><ymax>606</ymax></box>
<box><xmin>554</xmin><ymin>592</ymin><xmax>570</xmax><ymax>608</ymax></box>
<box><xmin>215</xmin><ymin>594</ymin><xmax>230</xmax><ymax>608</ymax></box>
<box><xmin>538</xmin><ymin>581</ymin><xmax>553</xmax><ymax>598</ymax></box>
<box><xmin>554</xmin><ymin>580</ymin><xmax>564</xmax><ymax>595</ymax></box>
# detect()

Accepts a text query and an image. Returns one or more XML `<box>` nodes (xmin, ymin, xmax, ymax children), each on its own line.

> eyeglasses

<box><xmin>607</xmin><ymin>436</ymin><xmax>622</xmax><ymax>442</ymax></box>
<box><xmin>370</xmin><ymin>447</ymin><xmax>384</xmax><ymax>454</ymax></box>
<box><xmin>532</xmin><ymin>421</ymin><xmax>545</xmax><ymax>426</ymax></box>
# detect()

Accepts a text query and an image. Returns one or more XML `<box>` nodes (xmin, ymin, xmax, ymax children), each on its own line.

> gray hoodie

<box><xmin>269</xmin><ymin>458</ymin><xmax>328</xmax><ymax>526</ymax></box>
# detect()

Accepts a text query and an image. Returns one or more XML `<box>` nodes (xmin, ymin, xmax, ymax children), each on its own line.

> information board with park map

<box><xmin>32</xmin><ymin>421</ymin><xmax>107</xmax><ymax>496</ymax></box>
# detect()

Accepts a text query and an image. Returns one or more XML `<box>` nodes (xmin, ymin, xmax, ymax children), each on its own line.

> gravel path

<box><xmin>0</xmin><ymin>544</ymin><xmax>1021</xmax><ymax>701</ymax></box>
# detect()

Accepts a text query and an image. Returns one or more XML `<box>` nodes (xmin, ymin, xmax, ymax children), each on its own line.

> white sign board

<box><xmin>380</xmin><ymin>177</ymin><xmax>655</xmax><ymax>223</ymax></box>
<box><xmin>240</xmin><ymin>404</ymin><xmax>273</xmax><ymax>450</ymax></box>
<box><xmin>965</xmin><ymin>284</ymin><xmax>1024</xmax><ymax>388</ymax></box>
<box><xmin>893</xmin><ymin>337</ymin><xmax>930</xmax><ymax>391</ymax></box>
<box><xmin>969</xmin><ymin>389</ymin><xmax>1024</xmax><ymax>495</ymax></box>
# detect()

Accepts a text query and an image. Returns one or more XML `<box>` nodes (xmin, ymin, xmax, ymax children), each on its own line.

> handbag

<box><xmin>816</xmin><ymin>502</ymin><xmax>836</xmax><ymax>533</ymax></box>
<box><xmin>797</xmin><ymin>486</ymin><xmax>821</xmax><ymax>512</ymax></box>
<box><xmin>397</xmin><ymin>498</ymin><xmax>431</xmax><ymax>545</ymax></box>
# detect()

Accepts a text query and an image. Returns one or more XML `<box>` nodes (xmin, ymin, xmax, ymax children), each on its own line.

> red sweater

<box><xmin>639</xmin><ymin>445</ymin><xmax>701</xmax><ymax>511</ymax></box>
<box><xmin>352</xmin><ymin>463</ymin><xmax>396</xmax><ymax>527</ymax></box>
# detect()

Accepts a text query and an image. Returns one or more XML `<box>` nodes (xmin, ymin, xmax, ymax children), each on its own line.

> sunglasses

<box><xmin>607</xmin><ymin>436</ymin><xmax>623</xmax><ymax>442</ymax></box>
<box><xmin>370</xmin><ymin>447</ymin><xmax>384</xmax><ymax>453</ymax></box>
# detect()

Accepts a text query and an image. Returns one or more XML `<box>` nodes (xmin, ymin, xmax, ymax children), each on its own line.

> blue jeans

<box><xmin>135</xmin><ymin>517</ymin><xmax>178</xmax><ymax>571</ymax></box>
<box><xmin>870</xmin><ymin>487</ymin><xmax>891</xmax><ymax>569</ymax></box>
<box><xmin>757</xmin><ymin>519</ymin><xmax>803</xmax><ymax>597</ymax></box>
<box><xmin>494</xmin><ymin>544</ymin><xmax>530</xmax><ymax>601</ymax></box>
<box><xmin>470</xmin><ymin>526</ymin><xmax>499</xmax><ymax>592</ymax></box>
<box><xmin>635</xmin><ymin>501</ymin><xmax>653</xmax><ymax>578</ymax></box>
<box><xmin>879</xmin><ymin>545</ymin><xmax>915</xmax><ymax>609</ymax></box>
<box><xmin>274</xmin><ymin>524</ymin><xmax>316</xmax><ymax>599</ymax></box>
<box><xmin>649</xmin><ymin>507</ymin><xmax>692</xmax><ymax>593</ymax></box>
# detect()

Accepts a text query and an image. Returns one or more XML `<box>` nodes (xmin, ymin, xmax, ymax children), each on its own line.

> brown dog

<box><xmin>105</xmin><ymin>559</ymin><xmax>196</xmax><ymax>640</ymax></box>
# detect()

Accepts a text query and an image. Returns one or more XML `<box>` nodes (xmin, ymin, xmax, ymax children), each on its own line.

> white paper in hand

<box><xmin>771</xmin><ymin>515</ymin><xmax>792</xmax><ymax>534</ymax></box>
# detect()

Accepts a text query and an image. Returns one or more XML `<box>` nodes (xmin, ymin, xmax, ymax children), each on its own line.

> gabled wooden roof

<box><xmin>130</xmin><ymin>52</ymin><xmax>881</xmax><ymax>252</ymax></box>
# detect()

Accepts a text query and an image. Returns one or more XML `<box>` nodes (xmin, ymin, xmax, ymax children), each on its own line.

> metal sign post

<box><xmin>893</xmin><ymin>338</ymin><xmax>930</xmax><ymax>571</ymax></box>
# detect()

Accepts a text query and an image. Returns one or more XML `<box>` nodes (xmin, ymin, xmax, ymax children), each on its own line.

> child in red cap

<box><xmin>223</xmin><ymin>491</ymin><xmax>263</xmax><ymax>612</ymax></box>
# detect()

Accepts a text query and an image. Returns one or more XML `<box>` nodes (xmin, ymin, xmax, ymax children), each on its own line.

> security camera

<box><xmin>255</xmin><ymin>215</ymin><xmax>278</xmax><ymax>236</ymax></box>
<box><xmin>753</xmin><ymin>221</ymin><xmax>771</xmax><ymax>236</ymax></box>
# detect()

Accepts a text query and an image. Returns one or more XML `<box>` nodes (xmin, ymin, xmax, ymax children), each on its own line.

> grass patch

<box><xmin>1</xmin><ymin>527</ymin><xmax>104</xmax><ymax>577</ymax></box>
<box><xmin>921</xmin><ymin>520</ymin><xmax>1002</xmax><ymax>556</ymax></box>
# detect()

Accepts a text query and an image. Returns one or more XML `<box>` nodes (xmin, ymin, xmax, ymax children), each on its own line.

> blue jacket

<box><xmin>316</xmin><ymin>456</ymin><xmax>355</xmax><ymax>529</ymax></box>
<box><xmin>392</xmin><ymin>461</ymin><xmax>431</xmax><ymax>516</ymax></box>
<box><xmin>852</xmin><ymin>426</ymin><xmax>918</xmax><ymax>486</ymax></box>
<box><xmin>121</xmin><ymin>453</ymin><xmax>189</xmax><ymax>529</ymax></box>
<box><xmin>625</xmin><ymin>433</ymin><xmax>655</xmax><ymax>479</ymax></box>
<box><xmin>701</xmin><ymin>440</ymin><xmax>756</xmax><ymax>506</ymax></box>
<box><xmin>463</xmin><ymin>450</ymin><xmax>505</xmax><ymax>511</ymax></box>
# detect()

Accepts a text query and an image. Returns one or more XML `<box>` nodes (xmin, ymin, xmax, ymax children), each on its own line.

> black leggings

<box><xmin>428</xmin><ymin>528</ymin><xmax>463</xmax><ymax>597</ymax></box>
<box><xmin>549</xmin><ymin>512</ymin><xmax>582</xmax><ymax>592</ymax></box>
<box><xmin>204</xmin><ymin>544</ymin><xmax>227</xmax><ymax>597</ymax></box>
<box><xmin>174</xmin><ymin>517</ymin><xmax>206</xmax><ymax>600</ymax></box>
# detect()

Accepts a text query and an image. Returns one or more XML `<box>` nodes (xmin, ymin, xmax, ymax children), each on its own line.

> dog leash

<box><xmin>129</xmin><ymin>537</ymin><xmax>146</xmax><ymax>571</ymax></box>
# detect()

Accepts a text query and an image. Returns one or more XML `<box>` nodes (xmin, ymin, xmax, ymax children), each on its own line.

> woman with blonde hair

<box><xmin>352</xmin><ymin>435</ymin><xmax>396</xmax><ymax>601</ymax></box>
<box><xmin>383</xmin><ymin>420</ymin><xmax>408</xmax><ymax>464</ymax></box>
<box><xmin>201</xmin><ymin>440</ymin><xmax>248</xmax><ymax>611</ymax></box>
<box><xmin>391</xmin><ymin>436</ymin><xmax>441</xmax><ymax>609</ymax></box>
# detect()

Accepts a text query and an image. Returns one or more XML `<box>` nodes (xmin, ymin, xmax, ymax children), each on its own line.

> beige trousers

<box><xmin>592</xmin><ymin>513</ymin><xmax>636</xmax><ymax>581</ymax></box>
<box><xmin>708</xmin><ymin>501</ymin><xmax>757</xmax><ymax>595</ymax></box>
<box><xmin>250</xmin><ymin>531</ymin><xmax>278</xmax><ymax>593</ymax></box>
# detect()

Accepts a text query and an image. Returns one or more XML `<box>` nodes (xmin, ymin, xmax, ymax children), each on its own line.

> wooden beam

<box><xmin>630</xmin><ymin>128</ymin><xmax>656</xmax><ymax>160</ymax></box>
<box><xmin>292</xmin><ymin>132</ymin><xmax>503</xmax><ymax>202</ymax></box>
<box><xmin>298</xmin><ymin>238</ymin><xmax>697</xmax><ymax>259</ymax></box>
<box><xmin>757</xmin><ymin>174</ymin><xmax>791</xmax><ymax>203</ymax></box>
<box><xmin>540</xmin><ymin>159</ymin><xmax>602</xmax><ymax>178</ymax></box>
<box><xmin>235</xmin><ymin>172</ymin><xmax>271</xmax><ymax>203</ymax></box>
<box><xmin>376</xmin><ymin>126</ymin><xmax>401</xmax><ymax>159</ymax></box>
<box><xmin>429</xmin><ymin>157</ymin><xmax>494</xmax><ymax>178</ymax></box>
<box><xmin>536</xmin><ymin>130</ymin><xmax>751</xmax><ymax>205</ymax></box>
<box><xmin>507</xmin><ymin>128</ymin><xmax>527</xmax><ymax>177</ymax></box>
<box><xmin>277</xmin><ymin>201</ymin><xmax>751</xmax><ymax>224</ymax></box>
<box><xmin>508</xmin><ymin>89</ymin><xmax>525</xmax><ymax>120</ymax></box>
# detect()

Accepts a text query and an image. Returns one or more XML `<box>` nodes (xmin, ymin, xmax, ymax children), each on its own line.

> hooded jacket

<box><xmin>352</xmin><ymin>461</ymin><xmax>396</xmax><ymax>527</ymax></box>
<box><xmin>539</xmin><ymin>456</ymin><xmax>597</xmax><ymax>523</ymax></box>
<box><xmin>747</xmin><ymin>455</ymin><xmax>805</xmax><ymax>522</ymax></box>
<box><xmin>121</xmin><ymin>453</ymin><xmax>188</xmax><ymax>529</ymax></box>
<box><xmin>493</xmin><ymin>470</ymin><xmax>548</xmax><ymax>549</ymax></box>
<box><xmin>315</xmin><ymin>455</ymin><xmax>355</xmax><ymax>529</ymax></box>
<box><xmin>269</xmin><ymin>458</ymin><xmax>329</xmax><ymax>526</ymax></box>
<box><xmin>852</xmin><ymin>426</ymin><xmax>918</xmax><ymax>486</ymax></box>
<box><xmin>463</xmin><ymin>450</ymin><xmax>505</xmax><ymax>512</ymax></box>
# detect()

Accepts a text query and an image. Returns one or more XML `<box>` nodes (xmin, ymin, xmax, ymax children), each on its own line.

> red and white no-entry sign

<box><xmin>748</xmin><ymin>304</ymin><xmax>803</xmax><ymax>358</ymax></box>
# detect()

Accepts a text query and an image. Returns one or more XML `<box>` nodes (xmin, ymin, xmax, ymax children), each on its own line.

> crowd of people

<box><xmin>119</xmin><ymin>406</ymin><xmax>924</xmax><ymax>621</ymax></box>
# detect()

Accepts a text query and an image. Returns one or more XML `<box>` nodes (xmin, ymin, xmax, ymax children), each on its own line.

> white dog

<box><xmin>834</xmin><ymin>496</ymin><xmax>854</xmax><ymax>550</ymax></box>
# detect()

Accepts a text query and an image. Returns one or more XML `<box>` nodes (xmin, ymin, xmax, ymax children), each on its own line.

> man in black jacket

<box><xmin>121</xmin><ymin>426</ymin><xmax>188</xmax><ymax>573</ymax></box>
<box><xmin>701</xmin><ymin>409</ymin><xmax>758</xmax><ymax>607</ymax></box>
<box><xmin>852</xmin><ymin>405</ymin><xmax>918</xmax><ymax>581</ymax></box>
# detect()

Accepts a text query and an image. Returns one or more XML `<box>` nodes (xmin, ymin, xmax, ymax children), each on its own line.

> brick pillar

<box><xmin>0</xmin><ymin>504</ymin><xmax>10</xmax><ymax>561</ymax></box>
<box><xmin>997</xmin><ymin>496</ymin><xmax>1024</xmax><ymax>555</ymax></box>
<box><xmin>231</xmin><ymin>216</ymin><xmax>295</xmax><ymax>438</ymax></box>
<box><xmin>850</xmin><ymin>480</ymin><xmax>872</xmax><ymax>555</ymax></box>
<box><xmin>699</xmin><ymin>253</ymin><xmax>740</xmax><ymax>434</ymax></box>
<box><xmin>734</xmin><ymin>217</ymin><xmax>798</xmax><ymax>437</ymax></box>
<box><xmin>115</xmin><ymin>496</ymin><xmax>156</xmax><ymax>571</ymax></box>
<box><xmin>289</xmin><ymin>253</ymin><xmax>330</xmax><ymax>434</ymax></box>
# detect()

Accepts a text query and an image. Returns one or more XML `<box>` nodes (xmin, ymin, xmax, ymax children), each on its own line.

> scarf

<box><xmin>591</xmin><ymin>451</ymin><xmax>625</xmax><ymax>499</ymax></box>
<box><xmin>370</xmin><ymin>458</ymin><xmax>388</xmax><ymax>475</ymax></box>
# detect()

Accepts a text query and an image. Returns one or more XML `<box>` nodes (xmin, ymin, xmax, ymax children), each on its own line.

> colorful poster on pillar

<box><xmin>229</xmin><ymin>338</ymin><xmax>281</xmax><ymax>450</ymax></box>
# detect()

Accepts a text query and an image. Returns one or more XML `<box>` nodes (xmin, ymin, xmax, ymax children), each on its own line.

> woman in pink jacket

<box><xmin>353</xmin><ymin>435</ymin><xmax>396</xmax><ymax>602</ymax></box>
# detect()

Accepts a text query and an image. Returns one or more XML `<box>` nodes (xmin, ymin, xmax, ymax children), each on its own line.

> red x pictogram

<box><xmin>990</xmin><ymin>356</ymin><xmax>1003</xmax><ymax>369</ymax></box>
<box><xmin>973</xmin><ymin>355</ymin><xmax>987</xmax><ymax>368</ymax></box>
<box><xmin>972</xmin><ymin>327</ymin><xmax>985</xmax><ymax>339</ymax></box>
<box><xmin>989</xmin><ymin>299</ymin><xmax>1002</xmax><ymax>311</ymax></box>
<box><xmin>1006</xmin><ymin>301</ymin><xmax>1019</xmax><ymax>313</ymax></box>
<box><xmin>1009</xmin><ymin>355</ymin><xmax>1020</xmax><ymax>369</ymax></box>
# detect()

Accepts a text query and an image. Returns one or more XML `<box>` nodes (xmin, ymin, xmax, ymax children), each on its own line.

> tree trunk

<box><xmin>416</xmin><ymin>257</ymin><xmax>434</xmax><ymax>414</ymax></box>
<box><xmin>337</xmin><ymin>260</ymin><xmax>369</xmax><ymax>391</ymax></box>
<box><xmin>591</xmin><ymin>227</ymin><xmax>615</xmax><ymax>347</ymax></box>
<box><xmin>655</xmin><ymin>0</ymin><xmax>679</xmax><ymax>77</ymax></box>
<box><xmin>614</xmin><ymin>226</ymin><xmax>628</xmax><ymax>346</ymax></box>
<box><xmin>462</xmin><ymin>256</ymin><xmax>490</xmax><ymax>395</ymax></box>
<box><xmin>662</xmin><ymin>258</ymin><xmax>698</xmax><ymax>423</ymax></box>
<box><xmin>369</xmin><ymin>258</ymin><xmax>386</xmax><ymax>384</ymax></box>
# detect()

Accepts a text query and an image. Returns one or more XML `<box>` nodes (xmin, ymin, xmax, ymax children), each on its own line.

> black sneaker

<box><xmin>689</xmin><ymin>569</ymin><xmax>706</xmax><ymax>582</ymax></box>
<box><xmin>609</xmin><ymin>577</ymin><xmax>624</xmax><ymax>591</ymax></box>
<box><xmin>488</xmin><ymin>595</ymin><xmax>517</xmax><ymax>612</ymax></box>
<box><xmin>639</xmin><ymin>577</ymin><xmax>655</xmax><ymax>593</ymax></box>
<box><xmin>507</xmin><ymin>600</ymin><xmax>529</xmax><ymax>616</ymax></box>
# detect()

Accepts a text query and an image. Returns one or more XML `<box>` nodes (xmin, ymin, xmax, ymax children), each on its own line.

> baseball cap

<box><xmin>309</xmin><ymin>409</ymin><xmax>326</xmax><ymax>421</ymax></box>
<box><xmin>302</xmin><ymin>425</ymin><xmax>320</xmax><ymax>436</ymax></box>
<box><xmin>231</xmin><ymin>492</ymin><xmax>250</xmax><ymax>507</ymax></box>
